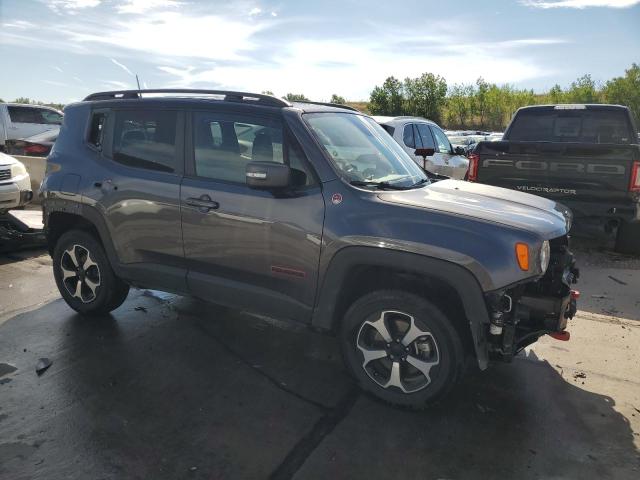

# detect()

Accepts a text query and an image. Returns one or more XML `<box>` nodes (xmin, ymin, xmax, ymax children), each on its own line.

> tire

<box><xmin>53</xmin><ymin>230</ymin><xmax>129</xmax><ymax>315</ymax></box>
<box><xmin>339</xmin><ymin>290</ymin><xmax>464</xmax><ymax>409</ymax></box>
<box><xmin>615</xmin><ymin>221</ymin><xmax>640</xmax><ymax>255</ymax></box>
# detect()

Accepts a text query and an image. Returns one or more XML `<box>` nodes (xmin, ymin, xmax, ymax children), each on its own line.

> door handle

<box><xmin>186</xmin><ymin>195</ymin><xmax>219</xmax><ymax>212</ymax></box>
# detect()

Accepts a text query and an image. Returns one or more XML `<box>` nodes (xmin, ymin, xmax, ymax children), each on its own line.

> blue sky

<box><xmin>1</xmin><ymin>0</ymin><xmax>638</xmax><ymax>103</ymax></box>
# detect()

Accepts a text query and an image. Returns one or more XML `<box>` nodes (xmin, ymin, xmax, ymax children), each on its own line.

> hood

<box><xmin>377</xmin><ymin>179</ymin><xmax>570</xmax><ymax>238</ymax></box>
<box><xmin>0</xmin><ymin>151</ymin><xmax>20</xmax><ymax>167</ymax></box>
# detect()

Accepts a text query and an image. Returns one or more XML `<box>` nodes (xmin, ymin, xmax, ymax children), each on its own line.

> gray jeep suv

<box><xmin>41</xmin><ymin>89</ymin><xmax>578</xmax><ymax>408</ymax></box>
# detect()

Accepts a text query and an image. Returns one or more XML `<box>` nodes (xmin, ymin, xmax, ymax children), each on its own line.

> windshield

<box><xmin>305</xmin><ymin>113</ymin><xmax>427</xmax><ymax>188</ymax></box>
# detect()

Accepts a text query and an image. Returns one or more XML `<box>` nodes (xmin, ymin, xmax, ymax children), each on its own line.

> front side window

<box><xmin>112</xmin><ymin>110</ymin><xmax>177</xmax><ymax>173</ymax></box>
<box><xmin>431</xmin><ymin>126</ymin><xmax>452</xmax><ymax>153</ymax></box>
<box><xmin>305</xmin><ymin>113</ymin><xmax>426</xmax><ymax>188</ymax></box>
<box><xmin>194</xmin><ymin>114</ymin><xmax>283</xmax><ymax>184</ymax></box>
<box><xmin>193</xmin><ymin>113</ymin><xmax>315</xmax><ymax>186</ymax></box>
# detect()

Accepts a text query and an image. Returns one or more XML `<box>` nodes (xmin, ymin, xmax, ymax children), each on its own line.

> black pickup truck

<box><xmin>469</xmin><ymin>104</ymin><xmax>640</xmax><ymax>253</ymax></box>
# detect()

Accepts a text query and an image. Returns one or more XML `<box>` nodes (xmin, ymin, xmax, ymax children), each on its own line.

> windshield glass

<box><xmin>305</xmin><ymin>113</ymin><xmax>427</xmax><ymax>188</ymax></box>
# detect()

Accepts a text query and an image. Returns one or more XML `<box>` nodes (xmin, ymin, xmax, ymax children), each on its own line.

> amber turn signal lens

<box><xmin>515</xmin><ymin>242</ymin><xmax>530</xmax><ymax>271</ymax></box>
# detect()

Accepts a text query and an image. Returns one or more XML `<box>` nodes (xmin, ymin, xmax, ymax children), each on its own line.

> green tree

<box><xmin>14</xmin><ymin>97</ymin><xmax>32</xmax><ymax>104</ymax></box>
<box><xmin>403</xmin><ymin>73</ymin><xmax>447</xmax><ymax>123</ymax></box>
<box><xmin>284</xmin><ymin>93</ymin><xmax>309</xmax><ymax>101</ymax></box>
<box><xmin>368</xmin><ymin>76</ymin><xmax>404</xmax><ymax>115</ymax></box>
<box><xmin>261</xmin><ymin>90</ymin><xmax>274</xmax><ymax>96</ymax></box>
<box><xmin>446</xmin><ymin>84</ymin><xmax>475</xmax><ymax>128</ymax></box>
<box><xmin>330</xmin><ymin>94</ymin><xmax>346</xmax><ymax>104</ymax></box>
<box><xmin>474</xmin><ymin>78</ymin><xmax>490</xmax><ymax>128</ymax></box>
<box><xmin>565</xmin><ymin>74</ymin><xmax>599</xmax><ymax>103</ymax></box>
<box><xmin>547</xmin><ymin>84</ymin><xmax>566</xmax><ymax>104</ymax></box>
<box><xmin>604</xmin><ymin>63</ymin><xmax>640</xmax><ymax>124</ymax></box>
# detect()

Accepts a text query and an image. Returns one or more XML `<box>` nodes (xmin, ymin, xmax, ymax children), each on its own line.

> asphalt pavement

<box><xmin>0</xmin><ymin>241</ymin><xmax>639</xmax><ymax>479</ymax></box>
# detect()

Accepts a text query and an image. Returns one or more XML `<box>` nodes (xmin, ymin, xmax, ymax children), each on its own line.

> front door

<box><xmin>181</xmin><ymin>110</ymin><xmax>324</xmax><ymax>322</ymax></box>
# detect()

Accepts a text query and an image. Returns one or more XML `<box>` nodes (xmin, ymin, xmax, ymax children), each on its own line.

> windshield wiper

<box><xmin>408</xmin><ymin>178</ymin><xmax>430</xmax><ymax>188</ymax></box>
<box><xmin>349</xmin><ymin>180</ymin><xmax>414</xmax><ymax>190</ymax></box>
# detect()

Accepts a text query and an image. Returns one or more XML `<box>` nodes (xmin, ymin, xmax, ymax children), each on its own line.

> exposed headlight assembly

<box><xmin>10</xmin><ymin>162</ymin><xmax>27</xmax><ymax>178</ymax></box>
<box><xmin>540</xmin><ymin>240</ymin><xmax>551</xmax><ymax>274</ymax></box>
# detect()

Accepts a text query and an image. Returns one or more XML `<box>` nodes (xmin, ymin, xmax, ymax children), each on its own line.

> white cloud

<box><xmin>45</xmin><ymin>0</ymin><xmax>101</xmax><ymax>12</ymax></box>
<box><xmin>52</xmin><ymin>66</ymin><xmax>64</xmax><ymax>73</ymax></box>
<box><xmin>111</xmin><ymin>58</ymin><xmax>134</xmax><ymax>76</ymax></box>
<box><xmin>70</xmin><ymin>12</ymin><xmax>262</xmax><ymax>61</ymax></box>
<box><xmin>249</xmin><ymin>7</ymin><xmax>262</xmax><ymax>16</ymax></box>
<box><xmin>271</xmin><ymin>11</ymin><xmax>278</xmax><ymax>17</ymax></box>
<box><xmin>116</xmin><ymin>0</ymin><xmax>183</xmax><ymax>14</ymax></box>
<box><xmin>522</xmin><ymin>0</ymin><xmax>639</xmax><ymax>8</ymax></box>
<box><xmin>157</xmin><ymin>35</ymin><xmax>561</xmax><ymax>100</ymax></box>
<box><xmin>102</xmin><ymin>80</ymin><xmax>131</xmax><ymax>89</ymax></box>
<box><xmin>2</xmin><ymin>20</ymin><xmax>37</xmax><ymax>29</ymax></box>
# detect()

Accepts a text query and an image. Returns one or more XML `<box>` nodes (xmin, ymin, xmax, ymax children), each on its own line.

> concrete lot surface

<box><xmin>0</xmin><ymin>241</ymin><xmax>638</xmax><ymax>479</ymax></box>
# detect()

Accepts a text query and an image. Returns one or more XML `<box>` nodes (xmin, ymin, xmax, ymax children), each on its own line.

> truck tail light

<box><xmin>24</xmin><ymin>143</ymin><xmax>49</xmax><ymax>155</ymax></box>
<box><xmin>630</xmin><ymin>161</ymin><xmax>640</xmax><ymax>192</ymax></box>
<box><xmin>467</xmin><ymin>153</ymin><xmax>479</xmax><ymax>182</ymax></box>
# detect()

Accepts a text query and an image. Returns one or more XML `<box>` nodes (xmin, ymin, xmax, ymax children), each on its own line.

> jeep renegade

<box><xmin>41</xmin><ymin>89</ymin><xmax>578</xmax><ymax>408</ymax></box>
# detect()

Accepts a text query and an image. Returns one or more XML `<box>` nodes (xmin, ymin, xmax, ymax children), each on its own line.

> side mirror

<box><xmin>414</xmin><ymin>148</ymin><xmax>435</xmax><ymax>159</ymax></box>
<box><xmin>454</xmin><ymin>146</ymin><xmax>465</xmax><ymax>155</ymax></box>
<box><xmin>246</xmin><ymin>161</ymin><xmax>290</xmax><ymax>189</ymax></box>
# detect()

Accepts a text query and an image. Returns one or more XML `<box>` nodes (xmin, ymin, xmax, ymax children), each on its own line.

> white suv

<box><xmin>374</xmin><ymin>116</ymin><xmax>469</xmax><ymax>179</ymax></box>
<box><xmin>0</xmin><ymin>152</ymin><xmax>32</xmax><ymax>213</ymax></box>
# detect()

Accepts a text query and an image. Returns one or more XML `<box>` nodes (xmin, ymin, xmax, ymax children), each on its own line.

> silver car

<box><xmin>374</xmin><ymin>116</ymin><xmax>469</xmax><ymax>179</ymax></box>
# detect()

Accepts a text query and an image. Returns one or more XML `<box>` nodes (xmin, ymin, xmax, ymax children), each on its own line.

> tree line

<box><xmin>367</xmin><ymin>63</ymin><xmax>640</xmax><ymax>131</ymax></box>
<box><xmin>4</xmin><ymin>63</ymin><xmax>637</xmax><ymax>131</ymax></box>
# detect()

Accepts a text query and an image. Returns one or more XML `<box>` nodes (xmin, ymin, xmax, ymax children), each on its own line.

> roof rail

<box><xmin>82</xmin><ymin>89</ymin><xmax>291</xmax><ymax>107</ymax></box>
<box><xmin>292</xmin><ymin>100</ymin><xmax>359</xmax><ymax>112</ymax></box>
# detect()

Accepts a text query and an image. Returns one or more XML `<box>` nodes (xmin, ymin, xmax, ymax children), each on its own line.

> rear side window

<box><xmin>112</xmin><ymin>110</ymin><xmax>177</xmax><ymax>173</ymax></box>
<box><xmin>8</xmin><ymin>106</ymin><xmax>62</xmax><ymax>125</ymax></box>
<box><xmin>508</xmin><ymin>109</ymin><xmax>633</xmax><ymax>144</ymax></box>
<box><xmin>402</xmin><ymin>124</ymin><xmax>415</xmax><ymax>148</ymax></box>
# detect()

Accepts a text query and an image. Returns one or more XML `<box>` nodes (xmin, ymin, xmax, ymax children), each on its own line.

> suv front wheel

<box><xmin>340</xmin><ymin>290</ymin><xmax>464</xmax><ymax>408</ymax></box>
<box><xmin>53</xmin><ymin>230</ymin><xmax>129</xmax><ymax>315</ymax></box>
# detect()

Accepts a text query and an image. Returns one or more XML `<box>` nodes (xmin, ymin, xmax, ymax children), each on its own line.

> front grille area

<box><xmin>0</xmin><ymin>168</ymin><xmax>11</xmax><ymax>181</ymax></box>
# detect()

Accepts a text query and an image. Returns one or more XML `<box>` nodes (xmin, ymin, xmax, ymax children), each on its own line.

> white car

<box><xmin>0</xmin><ymin>103</ymin><xmax>63</xmax><ymax>152</ymax></box>
<box><xmin>373</xmin><ymin>116</ymin><xmax>469</xmax><ymax>179</ymax></box>
<box><xmin>0</xmin><ymin>152</ymin><xmax>32</xmax><ymax>213</ymax></box>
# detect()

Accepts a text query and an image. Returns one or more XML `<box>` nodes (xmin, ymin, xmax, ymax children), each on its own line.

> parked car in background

<box><xmin>470</xmin><ymin>104</ymin><xmax>640</xmax><ymax>254</ymax></box>
<box><xmin>0</xmin><ymin>152</ymin><xmax>32</xmax><ymax>212</ymax></box>
<box><xmin>5</xmin><ymin>128</ymin><xmax>59</xmax><ymax>157</ymax></box>
<box><xmin>374</xmin><ymin>116</ymin><xmax>469</xmax><ymax>179</ymax></box>
<box><xmin>0</xmin><ymin>103</ymin><xmax>63</xmax><ymax>152</ymax></box>
<box><xmin>41</xmin><ymin>88</ymin><xmax>579</xmax><ymax>409</ymax></box>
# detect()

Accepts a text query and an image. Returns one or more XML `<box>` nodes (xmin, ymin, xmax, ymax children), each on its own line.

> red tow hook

<box><xmin>549</xmin><ymin>331</ymin><xmax>571</xmax><ymax>341</ymax></box>
<box><xmin>571</xmin><ymin>290</ymin><xmax>580</xmax><ymax>300</ymax></box>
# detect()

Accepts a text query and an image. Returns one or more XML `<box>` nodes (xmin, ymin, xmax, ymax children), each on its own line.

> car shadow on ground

<box><xmin>0</xmin><ymin>293</ymin><xmax>638</xmax><ymax>479</ymax></box>
<box><xmin>0</xmin><ymin>247</ymin><xmax>48</xmax><ymax>266</ymax></box>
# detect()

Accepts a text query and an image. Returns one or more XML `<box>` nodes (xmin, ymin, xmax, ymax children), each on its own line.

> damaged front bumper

<box><xmin>486</xmin><ymin>236</ymin><xmax>580</xmax><ymax>361</ymax></box>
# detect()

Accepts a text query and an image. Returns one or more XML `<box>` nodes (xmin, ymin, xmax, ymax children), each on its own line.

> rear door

<box><xmin>84</xmin><ymin>107</ymin><xmax>187</xmax><ymax>292</ymax></box>
<box><xmin>181</xmin><ymin>109</ymin><xmax>324</xmax><ymax>322</ymax></box>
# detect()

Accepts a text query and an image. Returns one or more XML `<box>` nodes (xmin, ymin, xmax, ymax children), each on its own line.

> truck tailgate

<box><xmin>475</xmin><ymin>141</ymin><xmax>637</xmax><ymax>205</ymax></box>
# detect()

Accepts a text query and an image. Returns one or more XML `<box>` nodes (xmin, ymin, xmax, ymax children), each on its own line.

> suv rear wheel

<box><xmin>340</xmin><ymin>290</ymin><xmax>464</xmax><ymax>409</ymax></box>
<box><xmin>53</xmin><ymin>230</ymin><xmax>129</xmax><ymax>315</ymax></box>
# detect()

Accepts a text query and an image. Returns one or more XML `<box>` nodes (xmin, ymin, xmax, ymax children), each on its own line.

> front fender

<box><xmin>311</xmin><ymin>246</ymin><xmax>491</xmax><ymax>369</ymax></box>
